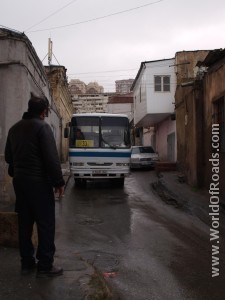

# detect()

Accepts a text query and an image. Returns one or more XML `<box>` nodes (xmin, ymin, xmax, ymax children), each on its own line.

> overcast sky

<box><xmin>1</xmin><ymin>0</ymin><xmax>225</xmax><ymax>92</ymax></box>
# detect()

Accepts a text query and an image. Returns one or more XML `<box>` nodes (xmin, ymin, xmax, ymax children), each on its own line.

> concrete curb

<box><xmin>151</xmin><ymin>171</ymin><xmax>214</xmax><ymax>227</ymax></box>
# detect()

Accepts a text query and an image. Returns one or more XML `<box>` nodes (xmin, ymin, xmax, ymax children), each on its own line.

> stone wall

<box><xmin>45</xmin><ymin>66</ymin><xmax>74</xmax><ymax>162</ymax></box>
<box><xmin>0</xmin><ymin>212</ymin><xmax>38</xmax><ymax>248</ymax></box>
<box><xmin>0</xmin><ymin>28</ymin><xmax>60</xmax><ymax>209</ymax></box>
<box><xmin>203</xmin><ymin>57</ymin><xmax>225</xmax><ymax>202</ymax></box>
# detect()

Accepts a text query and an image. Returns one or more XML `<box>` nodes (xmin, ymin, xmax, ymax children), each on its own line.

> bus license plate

<box><xmin>93</xmin><ymin>170</ymin><xmax>107</xmax><ymax>174</ymax></box>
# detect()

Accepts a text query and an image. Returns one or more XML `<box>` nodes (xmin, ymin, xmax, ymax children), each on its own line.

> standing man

<box><xmin>5</xmin><ymin>94</ymin><xmax>65</xmax><ymax>278</ymax></box>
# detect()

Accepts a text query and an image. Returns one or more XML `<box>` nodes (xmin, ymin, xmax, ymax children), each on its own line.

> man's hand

<box><xmin>55</xmin><ymin>186</ymin><xmax>64</xmax><ymax>199</ymax></box>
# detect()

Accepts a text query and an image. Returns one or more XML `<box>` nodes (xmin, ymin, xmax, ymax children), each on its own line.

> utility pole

<box><xmin>48</xmin><ymin>38</ymin><xmax>53</xmax><ymax>66</ymax></box>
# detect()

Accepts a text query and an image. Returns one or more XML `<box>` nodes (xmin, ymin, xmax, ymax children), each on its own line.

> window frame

<box><xmin>154</xmin><ymin>75</ymin><xmax>171</xmax><ymax>92</ymax></box>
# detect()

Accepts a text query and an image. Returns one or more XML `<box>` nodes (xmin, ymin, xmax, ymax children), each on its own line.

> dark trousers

<box><xmin>13</xmin><ymin>178</ymin><xmax>55</xmax><ymax>270</ymax></box>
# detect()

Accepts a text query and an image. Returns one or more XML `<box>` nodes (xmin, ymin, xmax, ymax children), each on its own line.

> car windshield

<box><xmin>132</xmin><ymin>147</ymin><xmax>155</xmax><ymax>154</ymax></box>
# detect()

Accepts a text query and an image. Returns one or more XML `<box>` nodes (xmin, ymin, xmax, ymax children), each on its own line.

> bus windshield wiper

<box><xmin>101</xmin><ymin>137</ymin><xmax>116</xmax><ymax>149</ymax></box>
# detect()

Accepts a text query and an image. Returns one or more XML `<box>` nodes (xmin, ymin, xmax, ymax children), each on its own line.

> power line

<box><xmin>68</xmin><ymin>68</ymin><xmax>138</xmax><ymax>75</ymax></box>
<box><xmin>28</xmin><ymin>0</ymin><xmax>164</xmax><ymax>33</ymax></box>
<box><xmin>67</xmin><ymin>62</ymin><xmax>175</xmax><ymax>77</ymax></box>
<box><xmin>24</xmin><ymin>0</ymin><xmax>79</xmax><ymax>32</ymax></box>
<box><xmin>69</xmin><ymin>76</ymin><xmax>136</xmax><ymax>80</ymax></box>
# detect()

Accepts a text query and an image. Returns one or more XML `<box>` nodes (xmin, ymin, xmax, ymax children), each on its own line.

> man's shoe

<box><xmin>36</xmin><ymin>266</ymin><xmax>63</xmax><ymax>278</ymax></box>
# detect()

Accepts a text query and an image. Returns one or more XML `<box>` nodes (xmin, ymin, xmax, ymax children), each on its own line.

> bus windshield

<box><xmin>70</xmin><ymin>115</ymin><xmax>130</xmax><ymax>149</ymax></box>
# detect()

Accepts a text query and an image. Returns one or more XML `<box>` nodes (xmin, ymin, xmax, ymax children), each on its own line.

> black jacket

<box><xmin>5</xmin><ymin>112</ymin><xmax>65</xmax><ymax>188</ymax></box>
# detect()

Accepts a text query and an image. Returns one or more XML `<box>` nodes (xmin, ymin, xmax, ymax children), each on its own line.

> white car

<box><xmin>130</xmin><ymin>146</ymin><xmax>159</xmax><ymax>169</ymax></box>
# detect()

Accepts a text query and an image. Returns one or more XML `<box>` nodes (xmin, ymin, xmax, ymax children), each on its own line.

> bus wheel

<box><xmin>81</xmin><ymin>179</ymin><xmax>87</xmax><ymax>188</ymax></box>
<box><xmin>115</xmin><ymin>178</ymin><xmax>124</xmax><ymax>187</ymax></box>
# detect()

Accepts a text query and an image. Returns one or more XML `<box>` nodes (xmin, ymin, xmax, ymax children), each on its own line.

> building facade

<box><xmin>45</xmin><ymin>65</ymin><xmax>74</xmax><ymax>162</ymax></box>
<box><xmin>175</xmin><ymin>49</ymin><xmax>225</xmax><ymax>202</ymax></box>
<box><xmin>175</xmin><ymin>50</ymin><xmax>209</xmax><ymax>186</ymax></box>
<box><xmin>69</xmin><ymin>79</ymin><xmax>107</xmax><ymax>113</ymax></box>
<box><xmin>131</xmin><ymin>59</ymin><xmax>177</xmax><ymax>161</ymax></box>
<box><xmin>115</xmin><ymin>79</ymin><xmax>134</xmax><ymax>94</ymax></box>
<box><xmin>86</xmin><ymin>82</ymin><xmax>104</xmax><ymax>94</ymax></box>
<box><xmin>69</xmin><ymin>79</ymin><xmax>86</xmax><ymax>94</ymax></box>
<box><xmin>202</xmin><ymin>50</ymin><xmax>225</xmax><ymax>203</ymax></box>
<box><xmin>69</xmin><ymin>79</ymin><xmax>104</xmax><ymax>94</ymax></box>
<box><xmin>72</xmin><ymin>93</ymin><xmax>113</xmax><ymax>113</ymax></box>
<box><xmin>107</xmin><ymin>94</ymin><xmax>133</xmax><ymax>122</ymax></box>
<box><xmin>0</xmin><ymin>28</ymin><xmax>60</xmax><ymax>203</ymax></box>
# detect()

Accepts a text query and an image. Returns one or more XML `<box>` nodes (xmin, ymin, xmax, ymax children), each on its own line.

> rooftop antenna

<box><xmin>48</xmin><ymin>38</ymin><xmax>53</xmax><ymax>65</ymax></box>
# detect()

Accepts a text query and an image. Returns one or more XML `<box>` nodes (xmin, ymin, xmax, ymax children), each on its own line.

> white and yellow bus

<box><xmin>65</xmin><ymin>113</ymin><xmax>131</xmax><ymax>187</ymax></box>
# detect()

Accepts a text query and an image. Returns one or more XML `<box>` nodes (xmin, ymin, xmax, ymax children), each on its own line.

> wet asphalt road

<box><xmin>56</xmin><ymin>170</ymin><xmax>225</xmax><ymax>300</ymax></box>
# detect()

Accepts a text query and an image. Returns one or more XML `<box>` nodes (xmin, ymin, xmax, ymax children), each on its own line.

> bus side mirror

<box><xmin>124</xmin><ymin>130</ymin><xmax>131</xmax><ymax>146</ymax></box>
<box><xmin>64</xmin><ymin>128</ymin><xmax>69</xmax><ymax>138</ymax></box>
